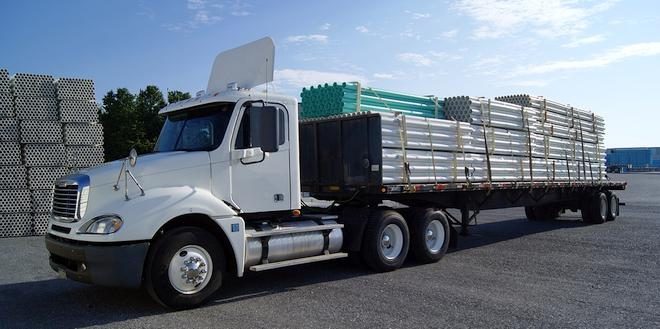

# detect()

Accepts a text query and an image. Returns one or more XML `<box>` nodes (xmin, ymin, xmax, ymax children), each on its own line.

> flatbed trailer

<box><xmin>300</xmin><ymin>111</ymin><xmax>626</xmax><ymax>238</ymax></box>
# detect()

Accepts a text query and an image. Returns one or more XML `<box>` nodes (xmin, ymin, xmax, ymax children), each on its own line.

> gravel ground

<box><xmin>0</xmin><ymin>173</ymin><xmax>658</xmax><ymax>328</ymax></box>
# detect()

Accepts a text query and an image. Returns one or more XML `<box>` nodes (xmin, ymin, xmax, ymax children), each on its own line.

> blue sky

<box><xmin>1</xmin><ymin>0</ymin><xmax>659</xmax><ymax>147</ymax></box>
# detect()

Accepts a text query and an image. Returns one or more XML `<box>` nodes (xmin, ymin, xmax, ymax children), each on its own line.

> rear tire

<box><xmin>526</xmin><ymin>205</ymin><xmax>560</xmax><ymax>221</ymax></box>
<box><xmin>361</xmin><ymin>210</ymin><xmax>409</xmax><ymax>272</ymax></box>
<box><xmin>409</xmin><ymin>209</ymin><xmax>450</xmax><ymax>264</ymax></box>
<box><xmin>524</xmin><ymin>207</ymin><xmax>537</xmax><ymax>220</ymax></box>
<box><xmin>606</xmin><ymin>192</ymin><xmax>619</xmax><ymax>221</ymax></box>
<box><xmin>145</xmin><ymin>227</ymin><xmax>226</xmax><ymax>310</ymax></box>
<box><xmin>582</xmin><ymin>192</ymin><xmax>607</xmax><ymax>224</ymax></box>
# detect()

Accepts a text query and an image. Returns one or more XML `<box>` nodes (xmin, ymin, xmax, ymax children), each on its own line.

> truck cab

<box><xmin>45</xmin><ymin>38</ymin><xmax>351</xmax><ymax>309</ymax></box>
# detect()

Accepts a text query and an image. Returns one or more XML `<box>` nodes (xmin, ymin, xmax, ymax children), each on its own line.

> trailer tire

<box><xmin>607</xmin><ymin>192</ymin><xmax>619</xmax><ymax>221</ymax></box>
<box><xmin>534</xmin><ymin>205</ymin><xmax>561</xmax><ymax>220</ymax></box>
<box><xmin>145</xmin><ymin>227</ymin><xmax>226</xmax><ymax>310</ymax></box>
<box><xmin>409</xmin><ymin>209</ymin><xmax>450</xmax><ymax>263</ymax></box>
<box><xmin>582</xmin><ymin>192</ymin><xmax>607</xmax><ymax>224</ymax></box>
<box><xmin>526</xmin><ymin>206</ymin><xmax>559</xmax><ymax>221</ymax></box>
<box><xmin>524</xmin><ymin>207</ymin><xmax>537</xmax><ymax>220</ymax></box>
<box><xmin>362</xmin><ymin>210</ymin><xmax>409</xmax><ymax>272</ymax></box>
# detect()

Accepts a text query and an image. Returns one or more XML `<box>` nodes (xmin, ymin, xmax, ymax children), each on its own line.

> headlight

<box><xmin>79</xmin><ymin>215</ymin><xmax>123</xmax><ymax>234</ymax></box>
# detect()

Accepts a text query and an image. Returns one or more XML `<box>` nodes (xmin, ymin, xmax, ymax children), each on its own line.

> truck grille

<box><xmin>52</xmin><ymin>184</ymin><xmax>79</xmax><ymax>220</ymax></box>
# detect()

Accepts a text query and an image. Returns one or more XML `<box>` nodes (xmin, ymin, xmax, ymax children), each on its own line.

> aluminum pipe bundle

<box><xmin>27</xmin><ymin>167</ymin><xmax>69</xmax><ymax>190</ymax></box>
<box><xmin>31</xmin><ymin>189</ymin><xmax>54</xmax><ymax>213</ymax></box>
<box><xmin>20</xmin><ymin>121</ymin><xmax>63</xmax><ymax>144</ymax></box>
<box><xmin>65</xmin><ymin>145</ymin><xmax>104</xmax><ymax>168</ymax></box>
<box><xmin>0</xmin><ymin>69</ymin><xmax>9</xmax><ymax>95</ymax></box>
<box><xmin>23</xmin><ymin>144</ymin><xmax>66</xmax><ymax>166</ymax></box>
<box><xmin>444</xmin><ymin>96</ymin><xmax>540</xmax><ymax>131</ymax></box>
<box><xmin>63</xmin><ymin>123</ymin><xmax>104</xmax><ymax>145</ymax></box>
<box><xmin>0</xmin><ymin>93</ymin><xmax>13</xmax><ymax>117</ymax></box>
<box><xmin>382</xmin><ymin>148</ymin><xmax>604</xmax><ymax>184</ymax></box>
<box><xmin>496</xmin><ymin>95</ymin><xmax>605</xmax><ymax>134</ymax></box>
<box><xmin>0</xmin><ymin>118</ymin><xmax>19</xmax><ymax>142</ymax></box>
<box><xmin>11</xmin><ymin>73</ymin><xmax>56</xmax><ymax>98</ymax></box>
<box><xmin>55</xmin><ymin>78</ymin><xmax>95</xmax><ymax>101</ymax></box>
<box><xmin>0</xmin><ymin>213</ymin><xmax>33</xmax><ymax>238</ymax></box>
<box><xmin>58</xmin><ymin>100</ymin><xmax>99</xmax><ymax>122</ymax></box>
<box><xmin>0</xmin><ymin>189</ymin><xmax>32</xmax><ymax>213</ymax></box>
<box><xmin>14</xmin><ymin>97</ymin><xmax>59</xmax><ymax>121</ymax></box>
<box><xmin>0</xmin><ymin>142</ymin><xmax>22</xmax><ymax>165</ymax></box>
<box><xmin>0</xmin><ymin>166</ymin><xmax>27</xmax><ymax>189</ymax></box>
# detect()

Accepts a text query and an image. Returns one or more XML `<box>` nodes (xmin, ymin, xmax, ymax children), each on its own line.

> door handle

<box><xmin>233</xmin><ymin>147</ymin><xmax>265</xmax><ymax>165</ymax></box>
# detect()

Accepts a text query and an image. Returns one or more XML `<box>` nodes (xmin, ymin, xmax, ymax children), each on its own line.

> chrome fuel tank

<box><xmin>244</xmin><ymin>219</ymin><xmax>343</xmax><ymax>268</ymax></box>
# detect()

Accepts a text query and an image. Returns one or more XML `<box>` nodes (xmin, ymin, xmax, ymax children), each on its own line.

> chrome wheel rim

<box><xmin>380</xmin><ymin>224</ymin><xmax>404</xmax><ymax>260</ymax></box>
<box><xmin>425</xmin><ymin>220</ymin><xmax>445</xmax><ymax>253</ymax></box>
<box><xmin>168</xmin><ymin>245</ymin><xmax>213</xmax><ymax>294</ymax></box>
<box><xmin>609</xmin><ymin>196</ymin><xmax>617</xmax><ymax>217</ymax></box>
<box><xmin>599</xmin><ymin>196</ymin><xmax>608</xmax><ymax>218</ymax></box>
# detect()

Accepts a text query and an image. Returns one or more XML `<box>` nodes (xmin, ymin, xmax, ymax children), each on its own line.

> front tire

<box><xmin>145</xmin><ymin>227</ymin><xmax>226</xmax><ymax>309</ymax></box>
<box><xmin>361</xmin><ymin>210</ymin><xmax>409</xmax><ymax>272</ymax></box>
<box><xmin>409</xmin><ymin>209</ymin><xmax>450</xmax><ymax>263</ymax></box>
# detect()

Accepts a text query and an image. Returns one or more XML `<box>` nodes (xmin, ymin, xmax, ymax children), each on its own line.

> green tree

<box><xmin>167</xmin><ymin>90</ymin><xmax>191</xmax><ymax>103</ymax></box>
<box><xmin>136</xmin><ymin>86</ymin><xmax>167</xmax><ymax>153</ymax></box>
<box><xmin>100</xmin><ymin>87</ymin><xmax>191</xmax><ymax>161</ymax></box>
<box><xmin>99</xmin><ymin>88</ymin><xmax>138</xmax><ymax>161</ymax></box>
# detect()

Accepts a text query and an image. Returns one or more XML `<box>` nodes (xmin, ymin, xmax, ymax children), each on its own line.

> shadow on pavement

<box><xmin>0</xmin><ymin>215</ymin><xmax>584</xmax><ymax>328</ymax></box>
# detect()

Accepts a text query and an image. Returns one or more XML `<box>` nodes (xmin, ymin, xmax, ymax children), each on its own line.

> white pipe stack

<box><xmin>0</xmin><ymin>69</ymin><xmax>105</xmax><ymax>237</ymax></box>
<box><xmin>377</xmin><ymin>92</ymin><xmax>607</xmax><ymax>185</ymax></box>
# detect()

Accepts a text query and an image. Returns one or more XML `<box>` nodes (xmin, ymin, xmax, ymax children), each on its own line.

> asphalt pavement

<box><xmin>0</xmin><ymin>173</ymin><xmax>658</xmax><ymax>328</ymax></box>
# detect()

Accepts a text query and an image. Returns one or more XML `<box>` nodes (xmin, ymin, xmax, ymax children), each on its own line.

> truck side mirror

<box><xmin>259</xmin><ymin>106</ymin><xmax>279</xmax><ymax>153</ymax></box>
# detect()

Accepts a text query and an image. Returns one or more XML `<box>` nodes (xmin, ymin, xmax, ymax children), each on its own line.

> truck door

<box><xmin>229</xmin><ymin>101</ymin><xmax>291</xmax><ymax>213</ymax></box>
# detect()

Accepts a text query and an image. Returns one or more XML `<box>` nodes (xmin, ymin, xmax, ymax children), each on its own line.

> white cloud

<box><xmin>508</xmin><ymin>80</ymin><xmax>548</xmax><ymax>87</ymax></box>
<box><xmin>168</xmin><ymin>0</ymin><xmax>223</xmax><ymax>31</ymax></box>
<box><xmin>514</xmin><ymin>42</ymin><xmax>660</xmax><ymax>75</ymax></box>
<box><xmin>286</xmin><ymin>34</ymin><xmax>328</xmax><ymax>44</ymax></box>
<box><xmin>231</xmin><ymin>10</ymin><xmax>250</xmax><ymax>16</ymax></box>
<box><xmin>355</xmin><ymin>25</ymin><xmax>369</xmax><ymax>33</ymax></box>
<box><xmin>373</xmin><ymin>73</ymin><xmax>395</xmax><ymax>79</ymax></box>
<box><xmin>453</xmin><ymin>0</ymin><xmax>619</xmax><ymax>39</ymax></box>
<box><xmin>405</xmin><ymin>10</ymin><xmax>431</xmax><ymax>19</ymax></box>
<box><xmin>562</xmin><ymin>34</ymin><xmax>606</xmax><ymax>48</ymax></box>
<box><xmin>187</xmin><ymin>0</ymin><xmax>207</xmax><ymax>10</ymax></box>
<box><xmin>274</xmin><ymin>69</ymin><xmax>368</xmax><ymax>91</ymax></box>
<box><xmin>194</xmin><ymin>10</ymin><xmax>221</xmax><ymax>24</ymax></box>
<box><xmin>440</xmin><ymin>29</ymin><xmax>458</xmax><ymax>38</ymax></box>
<box><xmin>397</xmin><ymin>53</ymin><xmax>433</xmax><ymax>66</ymax></box>
<box><xmin>319</xmin><ymin>23</ymin><xmax>331</xmax><ymax>31</ymax></box>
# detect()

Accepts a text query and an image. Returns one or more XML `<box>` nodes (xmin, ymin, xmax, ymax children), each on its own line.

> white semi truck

<box><xmin>45</xmin><ymin>38</ymin><xmax>625</xmax><ymax>309</ymax></box>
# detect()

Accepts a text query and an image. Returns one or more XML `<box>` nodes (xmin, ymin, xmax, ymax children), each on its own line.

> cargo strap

<box><xmin>544</xmin><ymin>134</ymin><xmax>550</xmax><ymax>182</ymax></box>
<box><xmin>368</xmin><ymin>87</ymin><xmax>395</xmax><ymax>114</ymax></box>
<box><xmin>396</xmin><ymin>113</ymin><xmax>411</xmax><ymax>186</ymax></box>
<box><xmin>479</xmin><ymin>99</ymin><xmax>493</xmax><ymax>185</ymax></box>
<box><xmin>431</xmin><ymin>96</ymin><xmax>440</xmax><ymax>119</ymax></box>
<box><xmin>426</xmin><ymin>119</ymin><xmax>438</xmax><ymax>184</ymax></box>
<box><xmin>353</xmin><ymin>82</ymin><xmax>361</xmax><ymax>112</ymax></box>
<box><xmin>552</xmin><ymin>160</ymin><xmax>556</xmax><ymax>181</ymax></box>
<box><xmin>577</xmin><ymin>120</ymin><xmax>587</xmax><ymax>180</ymax></box>
<box><xmin>591</xmin><ymin>113</ymin><xmax>596</xmax><ymax>133</ymax></box>
<box><xmin>454</xmin><ymin>118</ymin><xmax>467</xmax><ymax>184</ymax></box>
<box><xmin>564</xmin><ymin>151</ymin><xmax>571</xmax><ymax>184</ymax></box>
<box><xmin>521</xmin><ymin>107</ymin><xmax>534</xmax><ymax>184</ymax></box>
<box><xmin>596</xmin><ymin>135</ymin><xmax>602</xmax><ymax>181</ymax></box>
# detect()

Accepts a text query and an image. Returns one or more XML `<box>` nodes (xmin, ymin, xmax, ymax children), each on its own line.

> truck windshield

<box><xmin>154</xmin><ymin>102</ymin><xmax>235</xmax><ymax>152</ymax></box>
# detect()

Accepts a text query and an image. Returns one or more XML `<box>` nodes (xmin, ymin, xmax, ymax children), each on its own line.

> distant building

<box><xmin>605</xmin><ymin>147</ymin><xmax>660</xmax><ymax>172</ymax></box>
